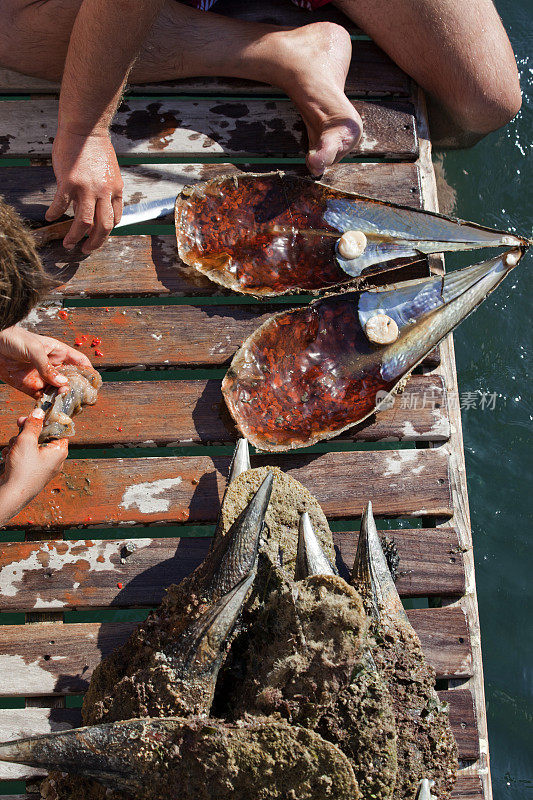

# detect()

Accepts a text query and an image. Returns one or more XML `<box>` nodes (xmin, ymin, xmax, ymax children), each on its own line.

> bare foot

<box><xmin>251</xmin><ymin>23</ymin><xmax>363</xmax><ymax>176</ymax></box>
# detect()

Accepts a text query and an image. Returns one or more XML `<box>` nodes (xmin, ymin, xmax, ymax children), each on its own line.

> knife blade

<box><xmin>115</xmin><ymin>195</ymin><xmax>177</xmax><ymax>228</ymax></box>
<box><xmin>36</xmin><ymin>386</ymin><xmax>60</xmax><ymax>420</ymax></box>
<box><xmin>32</xmin><ymin>195</ymin><xmax>178</xmax><ymax>245</ymax></box>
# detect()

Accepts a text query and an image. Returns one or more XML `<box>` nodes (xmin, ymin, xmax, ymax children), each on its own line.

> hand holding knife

<box><xmin>33</xmin><ymin>196</ymin><xmax>177</xmax><ymax>246</ymax></box>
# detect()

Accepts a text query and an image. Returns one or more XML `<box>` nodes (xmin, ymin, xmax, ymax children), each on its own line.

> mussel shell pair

<box><xmin>176</xmin><ymin>172</ymin><xmax>529</xmax><ymax>452</ymax></box>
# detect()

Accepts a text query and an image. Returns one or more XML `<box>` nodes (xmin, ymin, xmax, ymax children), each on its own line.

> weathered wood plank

<box><xmin>0</xmin><ymin>607</ymin><xmax>471</xmax><ymax>702</ymax></box>
<box><xmin>0</xmin><ymin>708</ymin><xmax>81</xmax><ymax>781</ymax></box>
<box><xmin>451</xmin><ymin>777</ymin><xmax>484</xmax><ymax>800</ymax></box>
<box><xmin>5</xmin><ymin>449</ymin><xmax>452</xmax><ymax>529</ymax></box>
<box><xmin>24</xmin><ymin>303</ymin><xmax>282</xmax><ymax>366</ymax></box>
<box><xmin>439</xmin><ymin>689</ymin><xmax>480</xmax><ymax>760</ymax></box>
<box><xmin>23</xmin><ymin>302</ymin><xmax>440</xmax><ymax>377</ymax></box>
<box><xmin>40</xmin><ymin>233</ymin><xmax>429</xmax><ymax>299</ymax></box>
<box><xmin>0</xmin><ymin>780</ymin><xmax>487</xmax><ymax>800</ymax></box>
<box><xmin>43</xmin><ymin>234</ymin><xmax>217</xmax><ymax>298</ymax></box>
<box><xmin>0</xmin><ymin>42</ymin><xmax>410</xmax><ymax>98</ymax></box>
<box><xmin>408</xmin><ymin>608</ymin><xmax>472</xmax><ymax>679</ymax></box>
<box><xmin>1</xmin><ymin>161</ymin><xmax>422</xmax><ymax>224</ymax></box>
<box><xmin>0</xmin><ymin>375</ymin><xmax>450</xmax><ymax>447</ymax></box>
<box><xmin>22</xmin><ymin>300</ymin><xmax>439</xmax><ymax>369</ymax></box>
<box><xmin>7</xmin><ymin>787</ymin><xmax>481</xmax><ymax>800</ymax></box>
<box><xmin>335</xmin><ymin>526</ymin><xmax>464</xmax><ymax>596</ymax></box>
<box><xmin>1</xmin><ymin>97</ymin><xmax>418</xmax><ymax>159</ymax></box>
<box><xmin>0</xmin><ymin>687</ymin><xmax>479</xmax><ymax>779</ymax></box>
<box><xmin>0</xmin><ymin>526</ymin><xmax>464</xmax><ymax>612</ymax></box>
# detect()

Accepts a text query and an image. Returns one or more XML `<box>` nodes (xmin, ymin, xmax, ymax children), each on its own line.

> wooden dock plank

<box><xmin>24</xmin><ymin>303</ymin><xmax>284</xmax><ymax>367</ymax></box>
<box><xmin>5</xmin><ymin>449</ymin><xmax>452</xmax><ymax>529</ymax></box>
<box><xmin>0</xmin><ymin>42</ymin><xmax>410</xmax><ymax>98</ymax></box>
<box><xmin>0</xmin><ymin>527</ymin><xmax>464</xmax><ymax>612</ymax></box>
<box><xmin>1</xmin><ymin>161</ymin><xmax>422</xmax><ymax>224</ymax></box>
<box><xmin>21</xmin><ymin>301</ymin><xmax>440</xmax><ymax>369</ymax></box>
<box><xmin>1</xmin><ymin>788</ymin><xmax>483</xmax><ymax>800</ymax></box>
<box><xmin>408</xmin><ymin>608</ymin><xmax>472</xmax><ymax>680</ymax></box>
<box><xmin>0</xmin><ymin>607</ymin><xmax>471</xmax><ymax>701</ymax></box>
<box><xmin>43</xmin><ymin>234</ymin><xmax>218</xmax><ymax>298</ymax></box>
<box><xmin>451</xmin><ymin>777</ymin><xmax>484</xmax><ymax>800</ymax></box>
<box><xmin>0</xmin><ymin>97</ymin><xmax>418</xmax><ymax>159</ymax></box>
<box><xmin>0</xmin><ymin>688</ymin><xmax>478</xmax><ymax>780</ymax></box>
<box><xmin>40</xmin><ymin>233</ymin><xmax>429</xmax><ymax>298</ymax></box>
<box><xmin>23</xmin><ymin>302</ymin><xmax>441</xmax><ymax>374</ymax></box>
<box><xmin>0</xmin><ymin>375</ymin><xmax>450</xmax><ymax>447</ymax></box>
<box><xmin>335</xmin><ymin>526</ymin><xmax>464</xmax><ymax>596</ymax></box>
<box><xmin>441</xmin><ymin>689</ymin><xmax>480</xmax><ymax>760</ymax></box>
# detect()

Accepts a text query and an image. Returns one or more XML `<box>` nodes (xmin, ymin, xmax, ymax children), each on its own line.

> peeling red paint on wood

<box><xmin>5</xmin><ymin>449</ymin><xmax>452</xmax><ymax>528</ymax></box>
<box><xmin>0</xmin><ymin>375</ymin><xmax>449</xmax><ymax>446</ymax></box>
<box><xmin>0</xmin><ymin>527</ymin><xmax>464</xmax><ymax>612</ymax></box>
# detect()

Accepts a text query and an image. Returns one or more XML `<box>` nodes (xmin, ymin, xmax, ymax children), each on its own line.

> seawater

<box><xmin>439</xmin><ymin>1</ymin><xmax>532</xmax><ymax>796</ymax></box>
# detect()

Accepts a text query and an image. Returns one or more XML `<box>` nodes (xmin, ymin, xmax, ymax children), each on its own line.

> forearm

<box><xmin>0</xmin><ymin>480</ymin><xmax>27</xmax><ymax>526</ymax></box>
<box><xmin>58</xmin><ymin>0</ymin><xmax>166</xmax><ymax>135</ymax></box>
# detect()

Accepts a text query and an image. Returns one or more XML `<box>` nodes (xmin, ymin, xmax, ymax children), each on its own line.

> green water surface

<box><xmin>439</xmin><ymin>1</ymin><xmax>532</xmax><ymax>796</ymax></box>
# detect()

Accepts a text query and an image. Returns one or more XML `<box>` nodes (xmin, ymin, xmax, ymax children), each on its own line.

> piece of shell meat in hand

<box><xmin>37</xmin><ymin>365</ymin><xmax>102</xmax><ymax>441</ymax></box>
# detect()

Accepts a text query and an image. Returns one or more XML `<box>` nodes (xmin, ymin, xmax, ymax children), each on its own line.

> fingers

<box><xmin>45</xmin><ymin>189</ymin><xmax>71</xmax><ymax>222</ymax></box>
<box><xmin>112</xmin><ymin>194</ymin><xmax>123</xmax><ymax>227</ymax></box>
<box><xmin>42</xmin><ymin>437</ymin><xmax>69</xmax><ymax>454</ymax></box>
<box><xmin>27</xmin><ymin>342</ymin><xmax>69</xmax><ymax>391</ymax></box>
<box><xmin>42</xmin><ymin>337</ymin><xmax>93</xmax><ymax>370</ymax></box>
<box><xmin>82</xmin><ymin>197</ymin><xmax>115</xmax><ymax>254</ymax></box>
<box><xmin>17</xmin><ymin>408</ymin><xmax>45</xmax><ymax>443</ymax></box>
<box><xmin>61</xmin><ymin>348</ymin><xmax>93</xmax><ymax>369</ymax></box>
<box><xmin>63</xmin><ymin>196</ymin><xmax>95</xmax><ymax>251</ymax></box>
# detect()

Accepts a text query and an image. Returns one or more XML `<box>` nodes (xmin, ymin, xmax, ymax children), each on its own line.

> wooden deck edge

<box><xmin>415</xmin><ymin>87</ymin><xmax>492</xmax><ymax>800</ymax></box>
<box><xmin>0</xmin><ymin>774</ymin><xmax>488</xmax><ymax>799</ymax></box>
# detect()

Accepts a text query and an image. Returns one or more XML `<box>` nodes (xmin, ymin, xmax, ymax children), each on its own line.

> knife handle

<box><xmin>32</xmin><ymin>218</ymin><xmax>74</xmax><ymax>246</ymax></box>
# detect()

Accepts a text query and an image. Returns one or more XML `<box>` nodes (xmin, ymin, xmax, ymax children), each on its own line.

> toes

<box><xmin>306</xmin><ymin>116</ymin><xmax>363</xmax><ymax>176</ymax></box>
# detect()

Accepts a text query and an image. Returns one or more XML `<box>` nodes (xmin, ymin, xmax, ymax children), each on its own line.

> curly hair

<box><xmin>0</xmin><ymin>197</ymin><xmax>53</xmax><ymax>330</ymax></box>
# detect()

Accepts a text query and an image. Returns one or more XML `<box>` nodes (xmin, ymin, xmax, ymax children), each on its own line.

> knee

<box><xmin>452</xmin><ymin>68</ymin><xmax>522</xmax><ymax>135</ymax></box>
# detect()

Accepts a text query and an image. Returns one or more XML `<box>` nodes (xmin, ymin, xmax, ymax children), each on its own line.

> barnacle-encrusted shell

<box><xmin>216</xmin><ymin>466</ymin><xmax>336</xmax><ymax>577</ymax></box>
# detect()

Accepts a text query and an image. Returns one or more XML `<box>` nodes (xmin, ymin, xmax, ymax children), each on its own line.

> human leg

<box><xmin>333</xmin><ymin>0</ymin><xmax>521</xmax><ymax>146</ymax></box>
<box><xmin>0</xmin><ymin>0</ymin><xmax>362</xmax><ymax>172</ymax></box>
